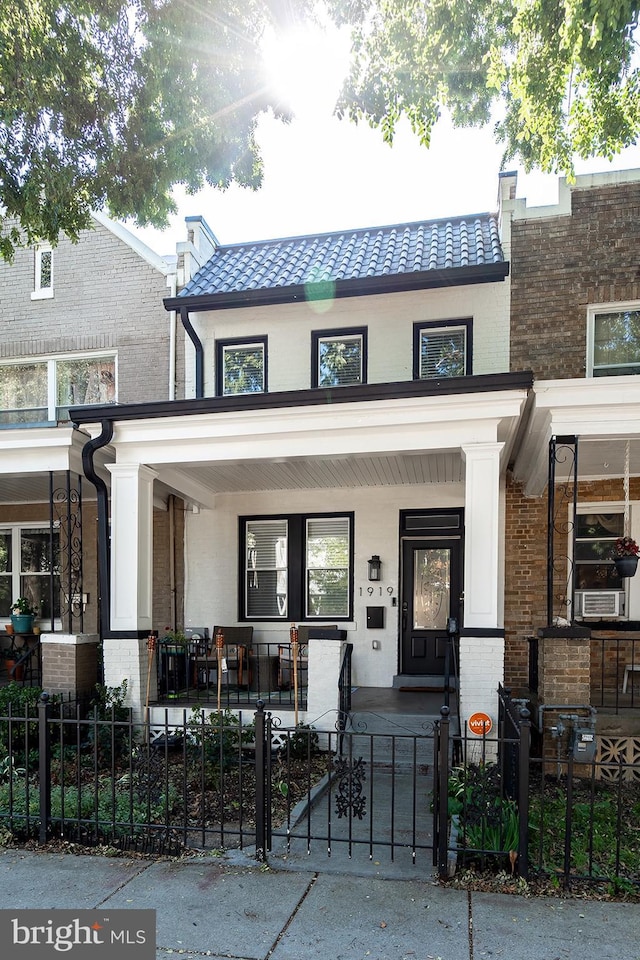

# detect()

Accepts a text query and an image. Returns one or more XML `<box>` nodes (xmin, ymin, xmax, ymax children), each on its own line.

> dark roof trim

<box><xmin>71</xmin><ymin>371</ymin><xmax>533</xmax><ymax>427</ymax></box>
<box><xmin>164</xmin><ymin>262</ymin><xmax>510</xmax><ymax>313</ymax></box>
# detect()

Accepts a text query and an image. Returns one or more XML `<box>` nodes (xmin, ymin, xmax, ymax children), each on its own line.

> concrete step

<box><xmin>392</xmin><ymin>674</ymin><xmax>457</xmax><ymax>690</ymax></box>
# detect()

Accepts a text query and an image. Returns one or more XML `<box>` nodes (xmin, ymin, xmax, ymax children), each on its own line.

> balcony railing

<box><xmin>156</xmin><ymin>641</ymin><xmax>308</xmax><ymax>711</ymax></box>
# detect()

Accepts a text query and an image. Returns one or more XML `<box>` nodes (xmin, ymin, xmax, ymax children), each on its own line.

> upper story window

<box><xmin>242</xmin><ymin>513</ymin><xmax>353</xmax><ymax>621</ymax></box>
<box><xmin>588</xmin><ymin>303</ymin><xmax>640</xmax><ymax>377</ymax></box>
<box><xmin>312</xmin><ymin>328</ymin><xmax>367</xmax><ymax>388</ymax></box>
<box><xmin>0</xmin><ymin>353</ymin><xmax>116</xmax><ymax>425</ymax></box>
<box><xmin>413</xmin><ymin>319</ymin><xmax>472</xmax><ymax>379</ymax></box>
<box><xmin>31</xmin><ymin>245</ymin><xmax>53</xmax><ymax>300</ymax></box>
<box><xmin>216</xmin><ymin>337</ymin><xmax>267</xmax><ymax>396</ymax></box>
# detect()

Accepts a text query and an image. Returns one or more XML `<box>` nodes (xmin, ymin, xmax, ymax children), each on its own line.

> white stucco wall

<box><xmin>183</xmin><ymin>482</ymin><xmax>467</xmax><ymax>689</ymax></box>
<box><xmin>184</xmin><ymin>281</ymin><xmax>509</xmax><ymax>398</ymax></box>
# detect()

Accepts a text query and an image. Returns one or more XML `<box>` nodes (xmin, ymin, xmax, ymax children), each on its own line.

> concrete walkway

<box><xmin>0</xmin><ymin>847</ymin><xmax>637</xmax><ymax>960</ymax></box>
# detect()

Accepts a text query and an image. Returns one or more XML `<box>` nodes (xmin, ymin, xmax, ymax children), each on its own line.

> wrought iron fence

<box><xmin>0</xmin><ymin>691</ymin><xmax>636</xmax><ymax>890</ymax></box>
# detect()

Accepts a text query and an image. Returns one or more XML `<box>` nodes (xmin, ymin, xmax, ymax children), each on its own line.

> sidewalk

<box><xmin>0</xmin><ymin>847</ymin><xmax>638</xmax><ymax>960</ymax></box>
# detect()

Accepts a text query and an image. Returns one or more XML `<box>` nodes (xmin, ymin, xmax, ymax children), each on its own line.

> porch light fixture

<box><xmin>368</xmin><ymin>555</ymin><xmax>382</xmax><ymax>581</ymax></box>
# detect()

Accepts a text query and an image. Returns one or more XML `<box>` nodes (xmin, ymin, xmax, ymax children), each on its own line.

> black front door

<box><xmin>401</xmin><ymin>538</ymin><xmax>462</xmax><ymax>675</ymax></box>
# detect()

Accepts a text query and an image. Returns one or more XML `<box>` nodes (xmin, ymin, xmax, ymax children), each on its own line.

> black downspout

<box><xmin>81</xmin><ymin>420</ymin><xmax>114</xmax><ymax>637</ymax></box>
<box><xmin>180</xmin><ymin>305</ymin><xmax>204</xmax><ymax>398</ymax></box>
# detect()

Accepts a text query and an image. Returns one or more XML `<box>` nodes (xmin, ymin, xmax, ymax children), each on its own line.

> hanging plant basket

<box><xmin>615</xmin><ymin>555</ymin><xmax>638</xmax><ymax>579</ymax></box>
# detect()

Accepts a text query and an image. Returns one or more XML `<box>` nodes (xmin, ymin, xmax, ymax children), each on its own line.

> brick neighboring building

<box><xmin>0</xmin><ymin>213</ymin><xmax>197</xmax><ymax>699</ymax></box>
<box><xmin>506</xmin><ymin>170</ymin><xmax>640</xmax><ymax>731</ymax></box>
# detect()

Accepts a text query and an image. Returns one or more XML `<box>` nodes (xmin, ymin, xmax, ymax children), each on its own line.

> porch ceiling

<box><xmin>513</xmin><ymin>377</ymin><xmax>640</xmax><ymax>496</ymax></box>
<box><xmin>154</xmin><ymin>451</ymin><xmax>465</xmax><ymax>501</ymax></box>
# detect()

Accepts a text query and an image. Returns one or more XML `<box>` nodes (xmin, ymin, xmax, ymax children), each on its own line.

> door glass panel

<box><xmin>413</xmin><ymin>547</ymin><xmax>450</xmax><ymax>629</ymax></box>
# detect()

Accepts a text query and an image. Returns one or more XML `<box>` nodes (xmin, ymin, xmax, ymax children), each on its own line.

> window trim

<box><xmin>413</xmin><ymin>318</ymin><xmax>472</xmax><ymax>380</ymax></box>
<box><xmin>31</xmin><ymin>245</ymin><xmax>54</xmax><ymax>300</ymax></box>
<box><xmin>586</xmin><ymin>300</ymin><xmax>640</xmax><ymax>377</ymax></box>
<box><xmin>311</xmin><ymin>327</ymin><xmax>368</xmax><ymax>388</ymax></box>
<box><xmin>0</xmin><ymin>351</ymin><xmax>117</xmax><ymax>425</ymax></box>
<box><xmin>0</xmin><ymin>521</ymin><xmax>61</xmax><ymax>625</ymax></box>
<box><xmin>240</xmin><ymin>511</ymin><xmax>354</xmax><ymax>622</ymax></box>
<box><xmin>215</xmin><ymin>336</ymin><xmax>268</xmax><ymax>396</ymax></box>
<box><xmin>571</xmin><ymin>503</ymin><xmax>631</xmax><ymax>620</ymax></box>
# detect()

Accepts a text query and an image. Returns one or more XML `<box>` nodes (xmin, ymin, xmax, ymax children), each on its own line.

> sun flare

<box><xmin>262</xmin><ymin>22</ymin><xmax>350</xmax><ymax>118</ymax></box>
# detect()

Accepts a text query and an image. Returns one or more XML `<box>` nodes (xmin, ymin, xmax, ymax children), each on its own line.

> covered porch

<box><xmin>511</xmin><ymin>376</ymin><xmax>640</xmax><ymax>747</ymax></box>
<box><xmin>71</xmin><ymin>374</ymin><xmax>530</xmax><ymax>729</ymax></box>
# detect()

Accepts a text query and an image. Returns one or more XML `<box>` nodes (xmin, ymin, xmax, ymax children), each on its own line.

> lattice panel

<box><xmin>596</xmin><ymin>736</ymin><xmax>640</xmax><ymax>782</ymax></box>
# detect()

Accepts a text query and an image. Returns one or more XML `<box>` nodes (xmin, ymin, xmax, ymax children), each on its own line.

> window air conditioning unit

<box><xmin>580</xmin><ymin>591</ymin><xmax>621</xmax><ymax>618</ymax></box>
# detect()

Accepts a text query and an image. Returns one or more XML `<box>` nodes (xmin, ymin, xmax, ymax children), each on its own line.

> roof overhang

<box><xmin>512</xmin><ymin>376</ymin><xmax>640</xmax><ymax>496</ymax></box>
<box><xmin>163</xmin><ymin>262</ymin><xmax>510</xmax><ymax>313</ymax></box>
<box><xmin>71</xmin><ymin>373</ymin><xmax>531</xmax><ymax>508</ymax></box>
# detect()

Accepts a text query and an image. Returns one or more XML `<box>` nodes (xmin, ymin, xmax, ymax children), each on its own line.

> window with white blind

<box><xmin>242</xmin><ymin>513</ymin><xmax>353</xmax><ymax>620</ymax></box>
<box><xmin>413</xmin><ymin>320</ymin><xmax>472</xmax><ymax>380</ymax></box>
<box><xmin>312</xmin><ymin>328</ymin><xmax>367</xmax><ymax>388</ymax></box>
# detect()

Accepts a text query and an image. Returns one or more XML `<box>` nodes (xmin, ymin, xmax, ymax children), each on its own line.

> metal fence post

<box><xmin>437</xmin><ymin>705</ymin><xmax>451</xmax><ymax>879</ymax></box>
<box><xmin>254</xmin><ymin>700</ymin><xmax>266</xmax><ymax>861</ymax></box>
<box><xmin>518</xmin><ymin>706</ymin><xmax>531</xmax><ymax>880</ymax></box>
<box><xmin>38</xmin><ymin>693</ymin><xmax>51</xmax><ymax>844</ymax></box>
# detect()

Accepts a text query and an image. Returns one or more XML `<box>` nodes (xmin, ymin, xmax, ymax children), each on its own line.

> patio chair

<box><xmin>192</xmin><ymin>626</ymin><xmax>253</xmax><ymax>688</ymax></box>
<box><xmin>277</xmin><ymin>625</ymin><xmax>338</xmax><ymax>689</ymax></box>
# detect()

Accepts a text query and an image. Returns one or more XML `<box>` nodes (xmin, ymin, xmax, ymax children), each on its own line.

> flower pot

<box><xmin>5</xmin><ymin>659</ymin><xmax>24</xmax><ymax>681</ymax></box>
<box><xmin>614</xmin><ymin>555</ymin><xmax>638</xmax><ymax>578</ymax></box>
<box><xmin>10</xmin><ymin>614</ymin><xmax>34</xmax><ymax>634</ymax></box>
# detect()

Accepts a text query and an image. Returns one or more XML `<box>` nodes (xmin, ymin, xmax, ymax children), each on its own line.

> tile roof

<box><xmin>178</xmin><ymin>214</ymin><xmax>505</xmax><ymax>301</ymax></box>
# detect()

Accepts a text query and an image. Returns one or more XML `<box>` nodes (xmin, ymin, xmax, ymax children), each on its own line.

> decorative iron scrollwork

<box><xmin>334</xmin><ymin>755</ymin><xmax>367</xmax><ymax>820</ymax></box>
<box><xmin>51</xmin><ymin>472</ymin><xmax>83</xmax><ymax>632</ymax></box>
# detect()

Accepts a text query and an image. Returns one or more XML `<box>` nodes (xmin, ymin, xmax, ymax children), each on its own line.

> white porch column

<box><xmin>104</xmin><ymin>464</ymin><xmax>157</xmax><ymax>720</ymax></box>
<box><xmin>107</xmin><ymin>463</ymin><xmax>157</xmax><ymax>632</ymax></box>
<box><xmin>460</xmin><ymin>442</ymin><xmax>505</xmax><ymax>732</ymax></box>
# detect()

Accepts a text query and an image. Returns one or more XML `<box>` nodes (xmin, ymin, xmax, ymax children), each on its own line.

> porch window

<box><xmin>0</xmin><ymin>354</ymin><xmax>116</xmax><ymax>425</ymax></box>
<box><xmin>588</xmin><ymin>305</ymin><xmax>640</xmax><ymax>376</ymax></box>
<box><xmin>216</xmin><ymin>338</ymin><xmax>267</xmax><ymax>395</ymax></box>
<box><xmin>574</xmin><ymin>512</ymin><xmax>625</xmax><ymax>617</ymax></box>
<box><xmin>0</xmin><ymin>525</ymin><xmax>61</xmax><ymax>621</ymax></box>
<box><xmin>242</xmin><ymin>513</ymin><xmax>353</xmax><ymax>620</ymax></box>
<box><xmin>413</xmin><ymin>320</ymin><xmax>471</xmax><ymax>379</ymax></box>
<box><xmin>312</xmin><ymin>328</ymin><xmax>367</xmax><ymax>388</ymax></box>
<box><xmin>32</xmin><ymin>245</ymin><xmax>53</xmax><ymax>299</ymax></box>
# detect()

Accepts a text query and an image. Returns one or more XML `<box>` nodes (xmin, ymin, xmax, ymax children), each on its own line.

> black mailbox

<box><xmin>366</xmin><ymin>606</ymin><xmax>385</xmax><ymax>629</ymax></box>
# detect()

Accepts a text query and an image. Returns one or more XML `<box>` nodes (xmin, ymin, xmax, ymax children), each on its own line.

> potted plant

<box><xmin>10</xmin><ymin>597</ymin><xmax>38</xmax><ymax>634</ymax></box>
<box><xmin>613</xmin><ymin>536</ymin><xmax>639</xmax><ymax>578</ymax></box>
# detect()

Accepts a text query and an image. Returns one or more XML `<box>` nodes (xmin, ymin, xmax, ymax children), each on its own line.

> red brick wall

<box><xmin>504</xmin><ymin>473</ymin><xmax>640</xmax><ymax>692</ymax></box>
<box><xmin>510</xmin><ymin>180</ymin><xmax>640</xmax><ymax>379</ymax></box>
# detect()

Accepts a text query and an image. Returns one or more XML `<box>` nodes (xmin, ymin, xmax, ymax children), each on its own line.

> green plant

<box><xmin>11</xmin><ymin>597</ymin><xmax>38</xmax><ymax>617</ymax></box>
<box><xmin>161</xmin><ymin>629</ymin><xmax>188</xmax><ymax>649</ymax></box>
<box><xmin>186</xmin><ymin>708</ymin><xmax>254</xmax><ymax>768</ymax></box>
<box><xmin>86</xmin><ymin>681</ymin><xmax>131</xmax><ymax>765</ymax></box>
<box><xmin>283</xmin><ymin>724</ymin><xmax>319</xmax><ymax>760</ymax></box>
<box><xmin>448</xmin><ymin>762</ymin><xmax>520</xmax><ymax>859</ymax></box>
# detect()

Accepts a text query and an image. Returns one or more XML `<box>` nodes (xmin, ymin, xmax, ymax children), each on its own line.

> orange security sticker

<box><xmin>468</xmin><ymin>712</ymin><xmax>493</xmax><ymax>735</ymax></box>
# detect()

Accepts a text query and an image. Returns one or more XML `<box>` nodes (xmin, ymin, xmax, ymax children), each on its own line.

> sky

<box><xmin>127</xmin><ymin>24</ymin><xmax>640</xmax><ymax>257</ymax></box>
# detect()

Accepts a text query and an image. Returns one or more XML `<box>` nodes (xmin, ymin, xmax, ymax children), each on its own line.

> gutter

<box><xmin>163</xmin><ymin>262</ymin><xmax>510</xmax><ymax>313</ymax></box>
<box><xmin>81</xmin><ymin>419</ymin><xmax>114</xmax><ymax>637</ymax></box>
<box><xmin>179</xmin><ymin>305</ymin><xmax>204</xmax><ymax>399</ymax></box>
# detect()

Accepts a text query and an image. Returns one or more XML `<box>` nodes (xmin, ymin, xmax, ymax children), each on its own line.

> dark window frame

<box><xmin>311</xmin><ymin>327</ymin><xmax>368</xmax><ymax>388</ymax></box>
<box><xmin>239</xmin><ymin>511</ymin><xmax>354</xmax><ymax>622</ymax></box>
<box><xmin>412</xmin><ymin>319</ymin><xmax>472</xmax><ymax>380</ymax></box>
<box><xmin>215</xmin><ymin>336</ymin><xmax>268</xmax><ymax>397</ymax></box>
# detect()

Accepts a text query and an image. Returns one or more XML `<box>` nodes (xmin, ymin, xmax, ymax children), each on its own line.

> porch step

<box><xmin>392</xmin><ymin>674</ymin><xmax>456</xmax><ymax>691</ymax></box>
